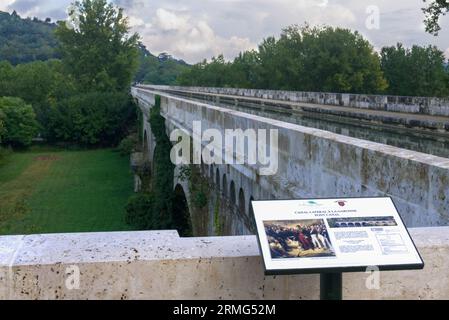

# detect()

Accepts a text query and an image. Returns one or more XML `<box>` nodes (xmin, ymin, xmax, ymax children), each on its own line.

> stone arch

<box><xmin>229</xmin><ymin>181</ymin><xmax>236</xmax><ymax>206</ymax></box>
<box><xmin>222</xmin><ymin>174</ymin><xmax>228</xmax><ymax>197</ymax></box>
<box><xmin>172</xmin><ymin>184</ymin><xmax>192</xmax><ymax>237</ymax></box>
<box><xmin>238</xmin><ymin>188</ymin><xmax>246</xmax><ymax>215</ymax></box>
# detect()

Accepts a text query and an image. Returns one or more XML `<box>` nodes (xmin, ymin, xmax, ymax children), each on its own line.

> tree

<box><xmin>0</xmin><ymin>60</ymin><xmax>77</xmax><ymax>137</ymax></box>
<box><xmin>55</xmin><ymin>0</ymin><xmax>140</xmax><ymax>92</ymax></box>
<box><xmin>177</xmin><ymin>55</ymin><xmax>233</xmax><ymax>87</ymax></box>
<box><xmin>292</xmin><ymin>25</ymin><xmax>387</xmax><ymax>93</ymax></box>
<box><xmin>177</xmin><ymin>24</ymin><xmax>388</xmax><ymax>94</ymax></box>
<box><xmin>423</xmin><ymin>0</ymin><xmax>449</xmax><ymax>35</ymax></box>
<box><xmin>257</xmin><ymin>36</ymin><xmax>286</xmax><ymax>89</ymax></box>
<box><xmin>0</xmin><ymin>61</ymin><xmax>14</xmax><ymax>97</ymax></box>
<box><xmin>0</xmin><ymin>11</ymin><xmax>60</xmax><ymax>65</ymax></box>
<box><xmin>0</xmin><ymin>97</ymin><xmax>39</xmax><ymax>147</ymax></box>
<box><xmin>229</xmin><ymin>50</ymin><xmax>261</xmax><ymax>88</ymax></box>
<box><xmin>48</xmin><ymin>91</ymin><xmax>135</xmax><ymax>145</ymax></box>
<box><xmin>0</xmin><ymin>109</ymin><xmax>5</xmax><ymax>143</ymax></box>
<box><xmin>381</xmin><ymin>44</ymin><xmax>449</xmax><ymax>97</ymax></box>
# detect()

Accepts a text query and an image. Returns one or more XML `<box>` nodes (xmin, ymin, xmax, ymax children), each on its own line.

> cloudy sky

<box><xmin>1</xmin><ymin>0</ymin><xmax>448</xmax><ymax>63</ymax></box>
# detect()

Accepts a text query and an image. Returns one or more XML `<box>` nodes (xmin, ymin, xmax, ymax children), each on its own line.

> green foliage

<box><xmin>0</xmin><ymin>11</ymin><xmax>60</xmax><ymax>65</ymax></box>
<box><xmin>0</xmin><ymin>1</ymin><xmax>141</xmax><ymax>147</ymax></box>
<box><xmin>0</xmin><ymin>97</ymin><xmax>39</xmax><ymax>147</ymax></box>
<box><xmin>178</xmin><ymin>165</ymin><xmax>209</xmax><ymax>210</ymax></box>
<box><xmin>1</xmin><ymin>9</ymin><xmax>182</xmax><ymax>87</ymax></box>
<box><xmin>0</xmin><ymin>60</ymin><xmax>77</xmax><ymax>138</ymax></box>
<box><xmin>177</xmin><ymin>55</ymin><xmax>232</xmax><ymax>87</ymax></box>
<box><xmin>0</xmin><ymin>108</ymin><xmax>5</xmax><ymax>142</ymax></box>
<box><xmin>214</xmin><ymin>196</ymin><xmax>222</xmax><ymax>236</ymax></box>
<box><xmin>135</xmin><ymin>44</ymin><xmax>190</xmax><ymax>85</ymax></box>
<box><xmin>148</xmin><ymin>95</ymin><xmax>176</xmax><ymax>229</ymax></box>
<box><xmin>125</xmin><ymin>193</ymin><xmax>155</xmax><ymax>229</ymax></box>
<box><xmin>55</xmin><ymin>0</ymin><xmax>140</xmax><ymax>92</ymax></box>
<box><xmin>136</xmin><ymin>107</ymin><xmax>143</xmax><ymax>143</ymax></box>
<box><xmin>178</xmin><ymin>25</ymin><xmax>388</xmax><ymax>94</ymax></box>
<box><xmin>48</xmin><ymin>91</ymin><xmax>135</xmax><ymax>145</ymax></box>
<box><xmin>117</xmin><ymin>133</ymin><xmax>139</xmax><ymax>156</ymax></box>
<box><xmin>423</xmin><ymin>0</ymin><xmax>449</xmax><ymax>35</ymax></box>
<box><xmin>381</xmin><ymin>44</ymin><xmax>449</xmax><ymax>97</ymax></box>
<box><xmin>126</xmin><ymin>95</ymin><xmax>193</xmax><ymax>235</ymax></box>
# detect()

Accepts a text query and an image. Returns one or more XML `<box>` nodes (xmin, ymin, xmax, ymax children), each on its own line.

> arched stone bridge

<box><xmin>131</xmin><ymin>85</ymin><xmax>449</xmax><ymax>236</ymax></box>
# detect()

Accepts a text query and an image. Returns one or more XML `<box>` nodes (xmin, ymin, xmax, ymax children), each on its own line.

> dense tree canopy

<box><xmin>1</xmin><ymin>8</ymin><xmax>188</xmax><ymax>87</ymax></box>
<box><xmin>381</xmin><ymin>44</ymin><xmax>449</xmax><ymax>97</ymax></box>
<box><xmin>178</xmin><ymin>25</ymin><xmax>388</xmax><ymax>94</ymax></box>
<box><xmin>135</xmin><ymin>44</ymin><xmax>190</xmax><ymax>85</ymax></box>
<box><xmin>55</xmin><ymin>0</ymin><xmax>140</xmax><ymax>92</ymax></box>
<box><xmin>0</xmin><ymin>1</ymin><xmax>140</xmax><ymax>147</ymax></box>
<box><xmin>0</xmin><ymin>11</ymin><xmax>60</xmax><ymax>65</ymax></box>
<box><xmin>0</xmin><ymin>60</ymin><xmax>76</xmax><ymax>136</ymax></box>
<box><xmin>178</xmin><ymin>24</ymin><xmax>449</xmax><ymax>97</ymax></box>
<box><xmin>47</xmin><ymin>92</ymin><xmax>135</xmax><ymax>145</ymax></box>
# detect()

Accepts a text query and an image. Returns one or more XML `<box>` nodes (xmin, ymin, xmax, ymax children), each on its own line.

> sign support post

<box><xmin>320</xmin><ymin>272</ymin><xmax>342</xmax><ymax>300</ymax></box>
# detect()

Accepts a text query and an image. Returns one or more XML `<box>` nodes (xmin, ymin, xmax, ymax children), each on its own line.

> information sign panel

<box><xmin>252</xmin><ymin>197</ymin><xmax>424</xmax><ymax>275</ymax></box>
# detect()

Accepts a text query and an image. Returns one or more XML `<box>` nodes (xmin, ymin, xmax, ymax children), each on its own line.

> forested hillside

<box><xmin>0</xmin><ymin>10</ymin><xmax>189</xmax><ymax>84</ymax></box>
<box><xmin>134</xmin><ymin>44</ymin><xmax>190</xmax><ymax>85</ymax></box>
<box><xmin>0</xmin><ymin>11</ymin><xmax>60</xmax><ymax>65</ymax></box>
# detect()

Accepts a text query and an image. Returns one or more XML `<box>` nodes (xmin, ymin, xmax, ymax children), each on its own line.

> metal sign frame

<box><xmin>252</xmin><ymin>196</ymin><xmax>424</xmax><ymax>276</ymax></box>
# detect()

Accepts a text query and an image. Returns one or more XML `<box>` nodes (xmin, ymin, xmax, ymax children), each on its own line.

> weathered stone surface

<box><xmin>159</xmin><ymin>86</ymin><xmax>449</xmax><ymax>117</ymax></box>
<box><xmin>132</xmin><ymin>86</ymin><xmax>449</xmax><ymax>229</ymax></box>
<box><xmin>0</xmin><ymin>228</ymin><xmax>448</xmax><ymax>300</ymax></box>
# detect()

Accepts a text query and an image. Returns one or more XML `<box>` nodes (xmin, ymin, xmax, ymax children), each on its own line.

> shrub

<box><xmin>117</xmin><ymin>133</ymin><xmax>139</xmax><ymax>156</ymax></box>
<box><xmin>0</xmin><ymin>97</ymin><xmax>39</xmax><ymax>147</ymax></box>
<box><xmin>48</xmin><ymin>92</ymin><xmax>136</xmax><ymax>146</ymax></box>
<box><xmin>125</xmin><ymin>193</ymin><xmax>155</xmax><ymax>229</ymax></box>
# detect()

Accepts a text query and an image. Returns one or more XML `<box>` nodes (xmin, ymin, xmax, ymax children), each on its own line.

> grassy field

<box><xmin>0</xmin><ymin>148</ymin><xmax>134</xmax><ymax>235</ymax></box>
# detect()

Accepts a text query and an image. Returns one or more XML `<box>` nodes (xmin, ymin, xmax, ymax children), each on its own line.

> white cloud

<box><xmin>128</xmin><ymin>16</ymin><xmax>145</xmax><ymax>28</ymax></box>
<box><xmin>137</xmin><ymin>8</ymin><xmax>256</xmax><ymax>62</ymax></box>
<box><xmin>153</xmin><ymin>8</ymin><xmax>189</xmax><ymax>31</ymax></box>
<box><xmin>0</xmin><ymin>0</ymin><xmax>17</xmax><ymax>11</ymax></box>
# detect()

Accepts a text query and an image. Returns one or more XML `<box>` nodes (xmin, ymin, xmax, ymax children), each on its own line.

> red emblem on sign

<box><xmin>336</xmin><ymin>200</ymin><xmax>347</xmax><ymax>207</ymax></box>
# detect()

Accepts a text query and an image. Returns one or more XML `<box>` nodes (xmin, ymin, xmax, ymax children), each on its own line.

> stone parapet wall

<box><xmin>146</xmin><ymin>85</ymin><xmax>449</xmax><ymax>117</ymax></box>
<box><xmin>0</xmin><ymin>227</ymin><xmax>448</xmax><ymax>300</ymax></box>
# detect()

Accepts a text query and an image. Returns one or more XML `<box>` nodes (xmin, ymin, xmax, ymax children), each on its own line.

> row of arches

<box><xmin>205</xmin><ymin>164</ymin><xmax>256</xmax><ymax>231</ymax></box>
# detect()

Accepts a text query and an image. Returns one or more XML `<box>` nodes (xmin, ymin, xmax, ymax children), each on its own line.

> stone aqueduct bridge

<box><xmin>2</xmin><ymin>86</ymin><xmax>449</xmax><ymax>300</ymax></box>
<box><xmin>131</xmin><ymin>85</ymin><xmax>449</xmax><ymax>236</ymax></box>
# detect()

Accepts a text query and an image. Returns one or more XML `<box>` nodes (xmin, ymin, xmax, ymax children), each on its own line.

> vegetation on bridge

<box><xmin>126</xmin><ymin>96</ymin><xmax>192</xmax><ymax>236</ymax></box>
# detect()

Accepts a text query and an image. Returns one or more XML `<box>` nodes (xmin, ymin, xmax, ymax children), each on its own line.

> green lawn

<box><xmin>0</xmin><ymin>148</ymin><xmax>134</xmax><ymax>235</ymax></box>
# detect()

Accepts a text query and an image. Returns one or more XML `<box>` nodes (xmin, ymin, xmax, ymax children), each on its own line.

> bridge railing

<box><xmin>1</xmin><ymin>227</ymin><xmax>448</xmax><ymax>299</ymax></box>
<box><xmin>136</xmin><ymin>84</ymin><xmax>449</xmax><ymax>117</ymax></box>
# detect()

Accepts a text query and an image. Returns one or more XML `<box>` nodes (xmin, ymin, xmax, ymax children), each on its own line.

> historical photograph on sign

<box><xmin>327</xmin><ymin>216</ymin><xmax>397</xmax><ymax>228</ymax></box>
<box><xmin>263</xmin><ymin>219</ymin><xmax>335</xmax><ymax>259</ymax></box>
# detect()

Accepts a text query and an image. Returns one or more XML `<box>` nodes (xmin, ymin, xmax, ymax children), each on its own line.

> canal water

<box><xmin>163</xmin><ymin>90</ymin><xmax>449</xmax><ymax>159</ymax></box>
